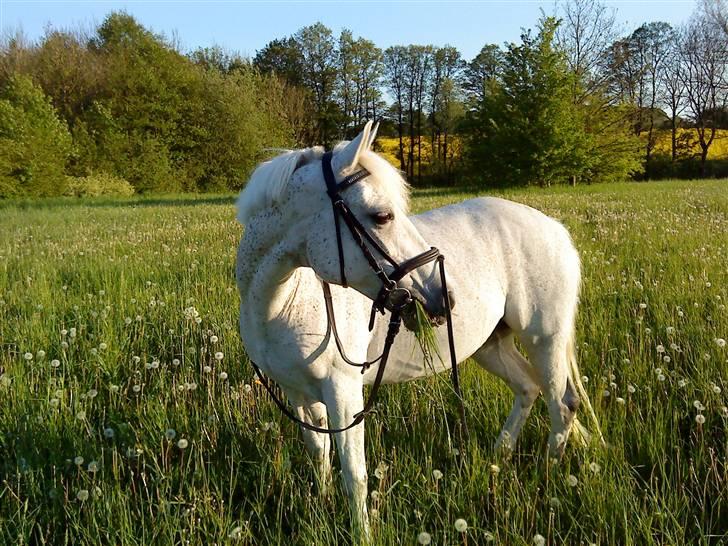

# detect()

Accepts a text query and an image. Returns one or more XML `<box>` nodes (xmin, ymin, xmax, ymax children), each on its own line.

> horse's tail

<box><xmin>567</xmin><ymin>334</ymin><xmax>605</xmax><ymax>447</ymax></box>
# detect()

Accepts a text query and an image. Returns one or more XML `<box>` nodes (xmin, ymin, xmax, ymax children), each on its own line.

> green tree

<box><xmin>467</xmin><ymin>18</ymin><xmax>593</xmax><ymax>187</ymax></box>
<box><xmin>0</xmin><ymin>74</ymin><xmax>71</xmax><ymax>196</ymax></box>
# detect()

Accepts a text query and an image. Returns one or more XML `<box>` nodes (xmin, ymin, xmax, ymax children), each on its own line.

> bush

<box><xmin>64</xmin><ymin>172</ymin><xmax>135</xmax><ymax>197</ymax></box>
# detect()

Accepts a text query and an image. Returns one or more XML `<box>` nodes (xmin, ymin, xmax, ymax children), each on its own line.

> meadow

<box><xmin>0</xmin><ymin>179</ymin><xmax>726</xmax><ymax>545</ymax></box>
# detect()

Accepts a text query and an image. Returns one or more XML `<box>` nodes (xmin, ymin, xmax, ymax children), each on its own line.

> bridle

<box><xmin>251</xmin><ymin>150</ymin><xmax>467</xmax><ymax>443</ymax></box>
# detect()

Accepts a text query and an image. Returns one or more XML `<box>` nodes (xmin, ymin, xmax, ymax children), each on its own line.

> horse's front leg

<box><xmin>323</xmin><ymin>376</ymin><xmax>370</xmax><ymax>543</ymax></box>
<box><xmin>296</xmin><ymin>402</ymin><xmax>332</xmax><ymax>495</ymax></box>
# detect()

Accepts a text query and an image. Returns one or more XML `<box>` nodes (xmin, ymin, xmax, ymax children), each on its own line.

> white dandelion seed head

<box><xmin>616</xmin><ymin>397</ymin><xmax>626</xmax><ymax>405</ymax></box>
<box><xmin>23</xmin><ymin>352</ymin><xmax>33</xmax><ymax>361</ymax></box>
<box><xmin>219</xmin><ymin>372</ymin><xmax>228</xmax><ymax>380</ymax></box>
<box><xmin>589</xmin><ymin>462</ymin><xmax>601</xmax><ymax>473</ymax></box>
<box><xmin>432</xmin><ymin>469</ymin><xmax>443</xmax><ymax>480</ymax></box>
<box><xmin>627</xmin><ymin>385</ymin><xmax>636</xmax><ymax>394</ymax></box>
<box><xmin>165</xmin><ymin>429</ymin><xmax>176</xmax><ymax>440</ymax></box>
<box><xmin>567</xmin><ymin>474</ymin><xmax>578</xmax><ymax>487</ymax></box>
<box><xmin>210</xmin><ymin>335</ymin><xmax>219</xmax><ymax>343</ymax></box>
<box><xmin>51</xmin><ymin>359</ymin><xmax>61</xmax><ymax>368</ymax></box>
<box><xmin>76</xmin><ymin>411</ymin><xmax>86</xmax><ymax>420</ymax></box>
<box><xmin>454</xmin><ymin>518</ymin><xmax>468</xmax><ymax>532</ymax></box>
<box><xmin>490</xmin><ymin>464</ymin><xmax>501</xmax><ymax>474</ymax></box>
<box><xmin>657</xmin><ymin>374</ymin><xmax>666</xmax><ymax>382</ymax></box>
<box><xmin>214</xmin><ymin>352</ymin><xmax>224</xmax><ymax>361</ymax></box>
<box><xmin>76</xmin><ymin>489</ymin><xmax>89</xmax><ymax>501</ymax></box>
<box><xmin>716</xmin><ymin>338</ymin><xmax>726</xmax><ymax>348</ymax></box>
<box><xmin>533</xmin><ymin>534</ymin><xmax>546</xmax><ymax>546</ymax></box>
<box><xmin>87</xmin><ymin>461</ymin><xmax>99</xmax><ymax>472</ymax></box>
<box><xmin>74</xmin><ymin>456</ymin><xmax>84</xmax><ymax>466</ymax></box>
<box><xmin>484</xmin><ymin>531</ymin><xmax>495</xmax><ymax>542</ymax></box>
<box><xmin>712</xmin><ymin>385</ymin><xmax>721</xmax><ymax>394</ymax></box>
<box><xmin>203</xmin><ymin>365</ymin><xmax>212</xmax><ymax>373</ymax></box>
<box><xmin>177</xmin><ymin>438</ymin><xmax>189</xmax><ymax>449</ymax></box>
<box><xmin>695</xmin><ymin>414</ymin><xmax>706</xmax><ymax>425</ymax></box>
<box><xmin>417</xmin><ymin>531</ymin><xmax>432</xmax><ymax>545</ymax></box>
<box><xmin>103</xmin><ymin>428</ymin><xmax>114</xmax><ymax>438</ymax></box>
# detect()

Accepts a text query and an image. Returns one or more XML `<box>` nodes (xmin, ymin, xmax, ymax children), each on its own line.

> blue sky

<box><xmin>1</xmin><ymin>1</ymin><xmax>697</xmax><ymax>61</ymax></box>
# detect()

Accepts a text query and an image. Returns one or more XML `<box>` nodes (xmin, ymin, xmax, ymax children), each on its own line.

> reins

<box><xmin>250</xmin><ymin>150</ymin><xmax>468</xmax><ymax>444</ymax></box>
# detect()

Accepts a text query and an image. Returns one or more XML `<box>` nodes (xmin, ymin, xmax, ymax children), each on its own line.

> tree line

<box><xmin>1</xmin><ymin>1</ymin><xmax>727</xmax><ymax>197</ymax></box>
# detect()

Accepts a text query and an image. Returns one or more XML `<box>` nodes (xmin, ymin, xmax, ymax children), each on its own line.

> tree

<box><xmin>338</xmin><ymin>30</ymin><xmax>383</xmax><ymax>137</ymax></box>
<box><xmin>253</xmin><ymin>37</ymin><xmax>304</xmax><ymax>86</ymax></box>
<box><xmin>383</xmin><ymin>45</ymin><xmax>408</xmax><ymax>172</ymax></box>
<box><xmin>0</xmin><ymin>74</ymin><xmax>72</xmax><ymax>196</ymax></box>
<box><xmin>294</xmin><ymin>23</ymin><xmax>341</xmax><ymax>147</ymax></box>
<box><xmin>467</xmin><ymin>18</ymin><xmax>605</xmax><ymax>187</ymax></box>
<box><xmin>659</xmin><ymin>31</ymin><xmax>687</xmax><ymax>161</ymax></box>
<box><xmin>463</xmin><ymin>44</ymin><xmax>502</xmax><ymax>105</ymax></box>
<box><xmin>680</xmin><ymin>14</ymin><xmax>728</xmax><ymax>176</ymax></box>
<box><xmin>429</xmin><ymin>46</ymin><xmax>464</xmax><ymax>179</ymax></box>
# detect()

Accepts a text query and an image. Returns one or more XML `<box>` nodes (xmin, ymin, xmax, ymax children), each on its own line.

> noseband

<box><xmin>251</xmin><ymin>150</ymin><xmax>467</xmax><ymax>444</ymax></box>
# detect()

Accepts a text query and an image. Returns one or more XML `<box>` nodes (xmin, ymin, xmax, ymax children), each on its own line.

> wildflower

<box><xmin>165</xmin><ymin>428</ymin><xmax>176</xmax><ymax>440</ymax></box>
<box><xmin>87</xmin><ymin>461</ymin><xmax>99</xmax><ymax>472</ymax></box>
<box><xmin>177</xmin><ymin>439</ymin><xmax>189</xmax><ymax>449</ymax></box>
<box><xmin>210</xmin><ymin>335</ymin><xmax>219</xmax><ymax>343</ymax></box>
<box><xmin>712</xmin><ymin>385</ymin><xmax>721</xmax><ymax>394</ymax></box>
<box><xmin>693</xmin><ymin>400</ymin><xmax>705</xmax><ymax>411</ymax></box>
<box><xmin>655</xmin><ymin>368</ymin><xmax>662</xmax><ymax>375</ymax></box>
<box><xmin>549</xmin><ymin>497</ymin><xmax>561</xmax><ymax>509</ymax></box>
<box><xmin>663</xmin><ymin>356</ymin><xmax>671</xmax><ymax>364</ymax></box>
<box><xmin>657</xmin><ymin>374</ymin><xmax>666</xmax><ymax>382</ymax></box>
<box><xmin>125</xmin><ymin>317</ymin><xmax>132</xmax><ymax>325</ymax></box>
<box><xmin>61</xmin><ymin>341</ymin><xmax>69</xmax><ymax>349</ymax></box>
<box><xmin>484</xmin><ymin>532</ymin><xmax>495</xmax><ymax>541</ymax></box>
<box><xmin>203</xmin><ymin>365</ymin><xmax>212</xmax><ymax>373</ymax></box>
<box><xmin>76</xmin><ymin>489</ymin><xmax>89</xmax><ymax>501</ymax></box>
<box><xmin>50</xmin><ymin>359</ymin><xmax>60</xmax><ymax>368</ymax></box>
<box><xmin>417</xmin><ymin>531</ymin><xmax>432</xmax><ymax>545</ymax></box>
<box><xmin>229</xmin><ymin>526</ymin><xmax>243</xmax><ymax>540</ymax></box>
<box><xmin>23</xmin><ymin>352</ymin><xmax>33</xmax><ymax>361</ymax></box>
<box><xmin>616</xmin><ymin>397</ymin><xmax>626</xmax><ymax>405</ymax></box>
<box><xmin>87</xmin><ymin>389</ymin><xmax>98</xmax><ymax>399</ymax></box>
<box><xmin>627</xmin><ymin>385</ymin><xmax>636</xmax><ymax>394</ymax></box>
<box><xmin>74</xmin><ymin>456</ymin><xmax>84</xmax><ymax>466</ymax></box>
<box><xmin>243</xmin><ymin>384</ymin><xmax>252</xmax><ymax>394</ymax></box>
<box><xmin>589</xmin><ymin>462</ymin><xmax>601</xmax><ymax>473</ymax></box>
<box><xmin>639</xmin><ymin>303</ymin><xmax>647</xmax><ymax>309</ymax></box>
<box><xmin>432</xmin><ymin>469</ymin><xmax>443</xmax><ymax>481</ymax></box>
<box><xmin>370</xmin><ymin>490</ymin><xmax>380</xmax><ymax>501</ymax></box>
<box><xmin>716</xmin><ymin>338</ymin><xmax>726</xmax><ymax>348</ymax></box>
<box><xmin>49</xmin><ymin>398</ymin><xmax>60</xmax><ymax>408</ymax></box>
<box><xmin>172</xmin><ymin>358</ymin><xmax>180</xmax><ymax>366</ymax></box>
<box><xmin>374</xmin><ymin>462</ymin><xmax>389</xmax><ymax>480</ymax></box>
<box><xmin>214</xmin><ymin>352</ymin><xmax>224</xmax><ymax>361</ymax></box>
<box><xmin>656</xmin><ymin>345</ymin><xmax>665</xmax><ymax>354</ymax></box>
<box><xmin>534</xmin><ymin>534</ymin><xmax>546</xmax><ymax>546</ymax></box>
<box><xmin>567</xmin><ymin>474</ymin><xmax>578</xmax><ymax>487</ymax></box>
<box><xmin>99</xmin><ymin>343</ymin><xmax>107</xmax><ymax>350</ymax></box>
<box><xmin>103</xmin><ymin>428</ymin><xmax>115</xmax><ymax>439</ymax></box>
<box><xmin>678</xmin><ymin>379</ymin><xmax>687</xmax><ymax>388</ymax></box>
<box><xmin>219</xmin><ymin>372</ymin><xmax>228</xmax><ymax>380</ymax></box>
<box><xmin>110</xmin><ymin>384</ymin><xmax>120</xmax><ymax>393</ymax></box>
<box><xmin>490</xmin><ymin>464</ymin><xmax>501</xmax><ymax>475</ymax></box>
<box><xmin>645</xmin><ymin>328</ymin><xmax>652</xmax><ymax>334</ymax></box>
<box><xmin>76</xmin><ymin>411</ymin><xmax>86</xmax><ymax>420</ymax></box>
<box><xmin>695</xmin><ymin>414</ymin><xmax>706</xmax><ymax>425</ymax></box>
<box><xmin>37</xmin><ymin>350</ymin><xmax>46</xmax><ymax>359</ymax></box>
<box><xmin>666</xmin><ymin>327</ymin><xmax>675</xmax><ymax>335</ymax></box>
<box><xmin>132</xmin><ymin>385</ymin><xmax>141</xmax><ymax>393</ymax></box>
<box><xmin>581</xmin><ymin>375</ymin><xmax>589</xmax><ymax>383</ymax></box>
<box><xmin>454</xmin><ymin>518</ymin><xmax>468</xmax><ymax>532</ymax></box>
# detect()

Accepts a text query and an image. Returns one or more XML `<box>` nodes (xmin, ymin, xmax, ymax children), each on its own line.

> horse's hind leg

<box><xmin>521</xmin><ymin>334</ymin><xmax>579</xmax><ymax>459</ymax></box>
<box><xmin>472</xmin><ymin>323</ymin><xmax>541</xmax><ymax>454</ymax></box>
<box><xmin>296</xmin><ymin>401</ymin><xmax>332</xmax><ymax>495</ymax></box>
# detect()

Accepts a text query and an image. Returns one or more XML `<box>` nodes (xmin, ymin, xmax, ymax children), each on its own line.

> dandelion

<box><xmin>61</xmin><ymin>329</ymin><xmax>68</xmax><ymax>336</ymax></box>
<box><xmin>666</xmin><ymin>327</ymin><xmax>675</xmax><ymax>335</ymax></box>
<box><xmin>37</xmin><ymin>350</ymin><xmax>46</xmax><ymax>359</ymax></box>
<box><xmin>229</xmin><ymin>526</ymin><xmax>243</xmax><ymax>540</ymax></box>
<box><xmin>716</xmin><ymin>338</ymin><xmax>726</xmax><ymax>348</ymax></box>
<box><xmin>656</xmin><ymin>345</ymin><xmax>665</xmax><ymax>354</ymax></box>
<box><xmin>678</xmin><ymin>379</ymin><xmax>687</xmax><ymax>388</ymax></box>
<box><xmin>454</xmin><ymin>518</ymin><xmax>468</xmax><ymax>532</ymax></box>
<box><xmin>177</xmin><ymin>438</ymin><xmax>189</xmax><ymax>449</ymax></box>
<box><xmin>639</xmin><ymin>303</ymin><xmax>647</xmax><ymax>309</ymax></box>
<box><xmin>99</xmin><ymin>343</ymin><xmax>107</xmax><ymax>350</ymax></box>
<box><xmin>484</xmin><ymin>532</ymin><xmax>495</xmax><ymax>542</ymax></box>
<box><xmin>589</xmin><ymin>462</ymin><xmax>601</xmax><ymax>474</ymax></box>
<box><xmin>50</xmin><ymin>359</ymin><xmax>61</xmax><ymax>368</ymax></box>
<box><xmin>87</xmin><ymin>389</ymin><xmax>98</xmax><ymax>399</ymax></box>
<box><xmin>645</xmin><ymin>328</ymin><xmax>652</xmax><ymax>334</ymax></box>
<box><xmin>203</xmin><ymin>365</ymin><xmax>212</xmax><ymax>373</ymax></box>
<box><xmin>603</xmin><ymin>390</ymin><xmax>610</xmax><ymax>397</ymax></box>
<box><xmin>214</xmin><ymin>352</ymin><xmax>224</xmax><ymax>361</ymax></box>
<box><xmin>76</xmin><ymin>489</ymin><xmax>89</xmax><ymax>501</ymax></box>
<box><xmin>370</xmin><ymin>490</ymin><xmax>381</xmax><ymax>501</ymax></box>
<box><xmin>693</xmin><ymin>400</ymin><xmax>705</xmax><ymax>411</ymax></box>
<box><xmin>125</xmin><ymin>317</ymin><xmax>132</xmax><ymax>325</ymax></box>
<box><xmin>712</xmin><ymin>384</ymin><xmax>721</xmax><ymax>394</ymax></box>
<box><xmin>243</xmin><ymin>384</ymin><xmax>252</xmax><ymax>394</ymax></box>
<box><xmin>110</xmin><ymin>384</ymin><xmax>120</xmax><ymax>393</ymax></box>
<box><xmin>165</xmin><ymin>428</ymin><xmax>176</xmax><ymax>440</ymax></box>
<box><xmin>219</xmin><ymin>372</ymin><xmax>228</xmax><ymax>380</ymax></box>
<box><xmin>490</xmin><ymin>464</ymin><xmax>501</xmax><ymax>475</ymax></box>
<box><xmin>655</xmin><ymin>368</ymin><xmax>662</xmax><ymax>375</ymax></box>
<box><xmin>74</xmin><ymin>456</ymin><xmax>84</xmax><ymax>466</ymax></box>
<box><xmin>533</xmin><ymin>534</ymin><xmax>546</xmax><ymax>546</ymax></box>
<box><xmin>172</xmin><ymin>358</ymin><xmax>180</xmax><ymax>366</ymax></box>
<box><xmin>663</xmin><ymin>356</ymin><xmax>671</xmax><ymax>364</ymax></box>
<box><xmin>76</xmin><ymin>411</ymin><xmax>86</xmax><ymax>420</ymax></box>
<box><xmin>616</xmin><ymin>397</ymin><xmax>626</xmax><ymax>405</ymax></box>
<box><xmin>132</xmin><ymin>385</ymin><xmax>141</xmax><ymax>393</ymax></box>
<box><xmin>87</xmin><ymin>461</ymin><xmax>99</xmax><ymax>472</ymax></box>
<box><xmin>432</xmin><ymin>469</ymin><xmax>443</xmax><ymax>481</ymax></box>
<box><xmin>69</xmin><ymin>328</ymin><xmax>76</xmax><ymax>338</ymax></box>
<box><xmin>103</xmin><ymin>428</ymin><xmax>115</xmax><ymax>439</ymax></box>
<box><xmin>695</xmin><ymin>414</ymin><xmax>706</xmax><ymax>425</ymax></box>
<box><xmin>417</xmin><ymin>531</ymin><xmax>432</xmax><ymax>545</ymax></box>
<box><xmin>657</xmin><ymin>374</ymin><xmax>666</xmax><ymax>382</ymax></box>
<box><xmin>627</xmin><ymin>385</ymin><xmax>636</xmax><ymax>394</ymax></box>
<box><xmin>23</xmin><ymin>352</ymin><xmax>33</xmax><ymax>361</ymax></box>
<box><xmin>374</xmin><ymin>462</ymin><xmax>389</xmax><ymax>480</ymax></box>
<box><xmin>549</xmin><ymin>497</ymin><xmax>561</xmax><ymax>509</ymax></box>
<box><xmin>210</xmin><ymin>335</ymin><xmax>219</xmax><ymax>343</ymax></box>
<box><xmin>567</xmin><ymin>474</ymin><xmax>578</xmax><ymax>487</ymax></box>
<box><xmin>61</xmin><ymin>341</ymin><xmax>69</xmax><ymax>349</ymax></box>
<box><xmin>49</xmin><ymin>398</ymin><xmax>60</xmax><ymax>408</ymax></box>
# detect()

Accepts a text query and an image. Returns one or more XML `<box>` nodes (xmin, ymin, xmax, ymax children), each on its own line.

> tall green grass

<box><xmin>0</xmin><ymin>180</ymin><xmax>726</xmax><ymax>545</ymax></box>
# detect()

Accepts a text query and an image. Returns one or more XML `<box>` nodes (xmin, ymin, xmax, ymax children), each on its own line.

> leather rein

<box><xmin>250</xmin><ymin>151</ymin><xmax>467</xmax><ymax>438</ymax></box>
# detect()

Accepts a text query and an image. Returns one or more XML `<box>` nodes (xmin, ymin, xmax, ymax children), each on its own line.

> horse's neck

<box><xmin>237</xmin><ymin>210</ymin><xmax>306</xmax><ymax>322</ymax></box>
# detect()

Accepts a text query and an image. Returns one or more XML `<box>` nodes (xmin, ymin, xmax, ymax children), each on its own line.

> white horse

<box><xmin>236</xmin><ymin>121</ymin><xmax>601</xmax><ymax>540</ymax></box>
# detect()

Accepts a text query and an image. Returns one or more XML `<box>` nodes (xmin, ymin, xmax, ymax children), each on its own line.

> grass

<box><xmin>0</xmin><ymin>179</ymin><xmax>726</xmax><ymax>545</ymax></box>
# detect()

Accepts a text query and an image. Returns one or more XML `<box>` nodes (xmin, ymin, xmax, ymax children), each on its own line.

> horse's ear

<box><xmin>367</xmin><ymin>122</ymin><xmax>379</xmax><ymax>149</ymax></box>
<box><xmin>333</xmin><ymin>120</ymin><xmax>373</xmax><ymax>175</ymax></box>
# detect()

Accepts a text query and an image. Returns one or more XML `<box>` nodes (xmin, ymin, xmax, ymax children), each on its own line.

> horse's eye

<box><xmin>371</xmin><ymin>212</ymin><xmax>394</xmax><ymax>226</ymax></box>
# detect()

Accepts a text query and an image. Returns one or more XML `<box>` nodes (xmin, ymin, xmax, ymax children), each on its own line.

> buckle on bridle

<box><xmin>387</xmin><ymin>287</ymin><xmax>412</xmax><ymax>311</ymax></box>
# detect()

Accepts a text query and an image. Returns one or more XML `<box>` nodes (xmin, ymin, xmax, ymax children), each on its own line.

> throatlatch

<box><xmin>250</xmin><ymin>150</ymin><xmax>467</xmax><ymax>442</ymax></box>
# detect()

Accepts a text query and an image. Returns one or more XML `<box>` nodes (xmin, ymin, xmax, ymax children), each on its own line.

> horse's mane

<box><xmin>236</xmin><ymin>143</ymin><xmax>410</xmax><ymax>226</ymax></box>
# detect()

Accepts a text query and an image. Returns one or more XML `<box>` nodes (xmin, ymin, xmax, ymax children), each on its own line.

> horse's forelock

<box><xmin>357</xmin><ymin>149</ymin><xmax>410</xmax><ymax>214</ymax></box>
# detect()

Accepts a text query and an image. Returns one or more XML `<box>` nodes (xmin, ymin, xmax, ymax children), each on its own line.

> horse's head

<box><xmin>237</xmin><ymin>121</ymin><xmax>453</xmax><ymax>325</ymax></box>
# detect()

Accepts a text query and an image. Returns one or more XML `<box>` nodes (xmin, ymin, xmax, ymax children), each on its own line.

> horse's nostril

<box><xmin>447</xmin><ymin>290</ymin><xmax>456</xmax><ymax>310</ymax></box>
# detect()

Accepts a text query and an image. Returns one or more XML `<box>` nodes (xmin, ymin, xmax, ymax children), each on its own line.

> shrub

<box><xmin>64</xmin><ymin>172</ymin><xmax>135</xmax><ymax>197</ymax></box>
